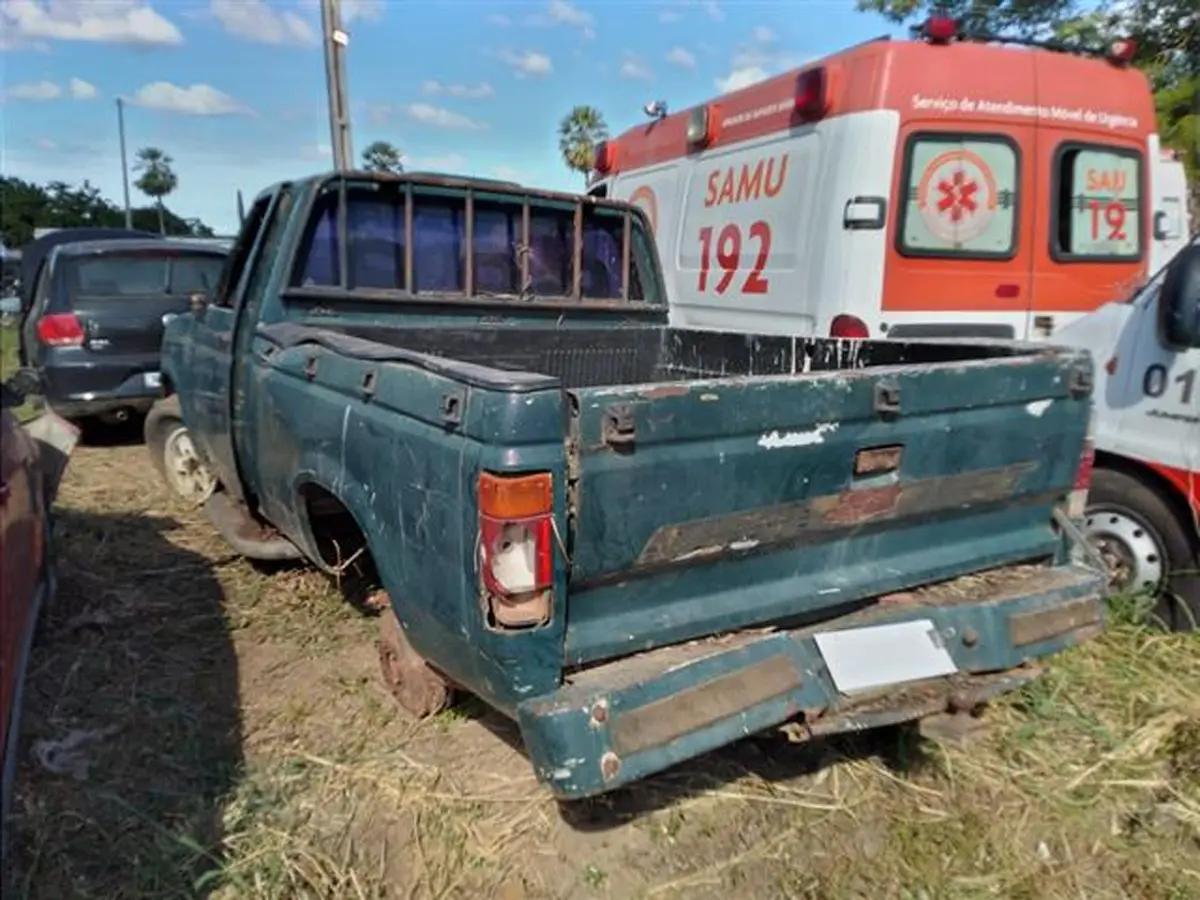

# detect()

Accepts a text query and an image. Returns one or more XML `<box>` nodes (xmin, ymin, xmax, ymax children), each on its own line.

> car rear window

<box><xmin>292</xmin><ymin>180</ymin><xmax>655</xmax><ymax>303</ymax></box>
<box><xmin>67</xmin><ymin>253</ymin><xmax>226</xmax><ymax>296</ymax></box>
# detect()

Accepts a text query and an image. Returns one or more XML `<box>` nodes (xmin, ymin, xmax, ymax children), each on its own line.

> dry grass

<box><xmin>5</xmin><ymin>440</ymin><xmax>1199</xmax><ymax>900</ymax></box>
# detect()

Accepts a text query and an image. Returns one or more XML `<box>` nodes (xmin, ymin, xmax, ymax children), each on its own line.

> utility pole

<box><xmin>116</xmin><ymin>97</ymin><xmax>133</xmax><ymax>229</ymax></box>
<box><xmin>320</xmin><ymin>0</ymin><xmax>353</xmax><ymax>172</ymax></box>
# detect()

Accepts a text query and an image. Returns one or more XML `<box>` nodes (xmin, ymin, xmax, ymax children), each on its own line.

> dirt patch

<box><xmin>5</xmin><ymin>443</ymin><xmax>1200</xmax><ymax>899</ymax></box>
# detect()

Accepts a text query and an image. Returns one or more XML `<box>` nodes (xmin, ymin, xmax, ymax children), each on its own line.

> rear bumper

<box><xmin>516</xmin><ymin>563</ymin><xmax>1105</xmax><ymax>800</ymax></box>
<box><xmin>39</xmin><ymin>351</ymin><xmax>162</xmax><ymax>418</ymax></box>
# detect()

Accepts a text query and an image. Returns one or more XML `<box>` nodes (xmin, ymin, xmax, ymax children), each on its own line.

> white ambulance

<box><xmin>590</xmin><ymin>17</ymin><xmax>1193</xmax><ymax>342</ymax></box>
<box><xmin>1063</xmin><ymin>236</ymin><xmax>1199</xmax><ymax>629</ymax></box>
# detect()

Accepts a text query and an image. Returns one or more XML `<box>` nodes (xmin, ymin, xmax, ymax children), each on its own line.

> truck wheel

<box><xmin>145</xmin><ymin>397</ymin><xmax>218</xmax><ymax>505</ymax></box>
<box><xmin>377</xmin><ymin>608</ymin><xmax>453</xmax><ymax>718</ymax></box>
<box><xmin>1084</xmin><ymin>468</ymin><xmax>1200</xmax><ymax>631</ymax></box>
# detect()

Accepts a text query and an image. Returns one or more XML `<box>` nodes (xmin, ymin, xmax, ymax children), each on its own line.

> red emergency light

<box><xmin>794</xmin><ymin>68</ymin><xmax>828</xmax><ymax>121</ymax></box>
<box><xmin>593</xmin><ymin>140</ymin><xmax>618</xmax><ymax>175</ymax></box>
<box><xmin>924</xmin><ymin>14</ymin><xmax>958</xmax><ymax>44</ymax></box>
<box><xmin>1107</xmin><ymin>38</ymin><xmax>1137</xmax><ymax>65</ymax></box>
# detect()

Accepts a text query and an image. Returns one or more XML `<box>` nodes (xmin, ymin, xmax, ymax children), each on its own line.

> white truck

<box><xmin>1062</xmin><ymin>235</ymin><xmax>1200</xmax><ymax>629</ymax></box>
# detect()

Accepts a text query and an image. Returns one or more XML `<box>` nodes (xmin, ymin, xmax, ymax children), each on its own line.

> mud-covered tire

<box><xmin>145</xmin><ymin>396</ymin><xmax>218</xmax><ymax>504</ymax></box>
<box><xmin>1085</xmin><ymin>468</ymin><xmax>1200</xmax><ymax>631</ymax></box>
<box><xmin>377</xmin><ymin>608</ymin><xmax>453</xmax><ymax>718</ymax></box>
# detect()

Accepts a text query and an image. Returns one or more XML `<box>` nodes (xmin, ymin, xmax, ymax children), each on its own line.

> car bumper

<box><xmin>516</xmin><ymin>563</ymin><xmax>1106</xmax><ymax>800</ymax></box>
<box><xmin>40</xmin><ymin>355</ymin><xmax>162</xmax><ymax>419</ymax></box>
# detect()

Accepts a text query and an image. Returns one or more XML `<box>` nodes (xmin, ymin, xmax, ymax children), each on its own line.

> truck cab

<box><xmin>1059</xmin><ymin>236</ymin><xmax>1200</xmax><ymax>628</ymax></box>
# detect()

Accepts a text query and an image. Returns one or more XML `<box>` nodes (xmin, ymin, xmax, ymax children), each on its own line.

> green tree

<box><xmin>558</xmin><ymin>105</ymin><xmax>609</xmax><ymax>184</ymax></box>
<box><xmin>133</xmin><ymin>146</ymin><xmax>179</xmax><ymax>235</ymax></box>
<box><xmin>0</xmin><ymin>176</ymin><xmax>215</xmax><ymax>247</ymax></box>
<box><xmin>361</xmin><ymin>140</ymin><xmax>405</xmax><ymax>173</ymax></box>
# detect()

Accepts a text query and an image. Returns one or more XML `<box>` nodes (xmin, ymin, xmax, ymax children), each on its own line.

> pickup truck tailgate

<box><xmin>565</xmin><ymin>341</ymin><xmax>1091</xmax><ymax>665</ymax></box>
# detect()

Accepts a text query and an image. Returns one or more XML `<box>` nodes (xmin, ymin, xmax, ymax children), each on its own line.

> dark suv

<box><xmin>18</xmin><ymin>231</ymin><xmax>228</xmax><ymax>426</ymax></box>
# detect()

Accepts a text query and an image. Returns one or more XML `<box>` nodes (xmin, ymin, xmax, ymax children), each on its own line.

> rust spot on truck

<box><xmin>818</xmin><ymin>484</ymin><xmax>902</xmax><ymax>526</ymax></box>
<box><xmin>640</xmin><ymin>384</ymin><xmax>692</xmax><ymax>399</ymax></box>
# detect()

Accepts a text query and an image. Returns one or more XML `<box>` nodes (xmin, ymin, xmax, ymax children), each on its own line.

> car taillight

<box><xmin>478</xmin><ymin>471</ymin><xmax>555</xmax><ymax>629</ymax></box>
<box><xmin>830</xmin><ymin>314</ymin><xmax>869</xmax><ymax>339</ymax></box>
<box><xmin>794</xmin><ymin>68</ymin><xmax>827</xmax><ymax>121</ymax></box>
<box><xmin>36</xmin><ymin>312</ymin><xmax>85</xmax><ymax>347</ymax></box>
<box><xmin>1068</xmin><ymin>411</ymin><xmax>1097</xmax><ymax>519</ymax></box>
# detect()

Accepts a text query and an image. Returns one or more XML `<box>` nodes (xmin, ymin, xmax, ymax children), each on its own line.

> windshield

<box><xmin>66</xmin><ymin>253</ymin><xmax>227</xmax><ymax>297</ymax></box>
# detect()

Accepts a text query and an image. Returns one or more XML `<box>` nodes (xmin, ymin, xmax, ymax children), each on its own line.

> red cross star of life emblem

<box><xmin>916</xmin><ymin>148</ymin><xmax>1000</xmax><ymax>244</ymax></box>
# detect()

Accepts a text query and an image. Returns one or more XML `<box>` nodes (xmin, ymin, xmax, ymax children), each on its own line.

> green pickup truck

<box><xmin>147</xmin><ymin>171</ymin><xmax>1106</xmax><ymax>800</ymax></box>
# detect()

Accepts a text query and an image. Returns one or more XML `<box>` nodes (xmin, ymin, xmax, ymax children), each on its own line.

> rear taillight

<box><xmin>1068</xmin><ymin>411</ymin><xmax>1097</xmax><ymax>519</ymax></box>
<box><xmin>36</xmin><ymin>312</ymin><xmax>85</xmax><ymax>347</ymax></box>
<box><xmin>478</xmin><ymin>471</ymin><xmax>555</xmax><ymax>629</ymax></box>
<box><xmin>830</xmin><ymin>314</ymin><xmax>870</xmax><ymax>339</ymax></box>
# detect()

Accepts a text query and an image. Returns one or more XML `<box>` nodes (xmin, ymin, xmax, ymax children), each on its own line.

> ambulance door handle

<box><xmin>844</xmin><ymin>196</ymin><xmax>886</xmax><ymax>231</ymax></box>
<box><xmin>1152</xmin><ymin>210</ymin><xmax>1169</xmax><ymax>241</ymax></box>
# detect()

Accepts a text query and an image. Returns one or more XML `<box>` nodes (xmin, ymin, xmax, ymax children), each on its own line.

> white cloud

<box><xmin>658</xmin><ymin>9</ymin><xmax>681</xmax><ymax>23</ymax></box>
<box><xmin>665</xmin><ymin>46</ymin><xmax>696</xmax><ymax>69</ymax></box>
<box><xmin>129</xmin><ymin>82</ymin><xmax>247</xmax><ymax>116</ymax></box>
<box><xmin>494</xmin><ymin>49</ymin><xmax>553</xmax><ymax>78</ymax></box>
<box><xmin>68</xmin><ymin>77</ymin><xmax>97</xmax><ymax>99</ymax></box>
<box><xmin>0</xmin><ymin>0</ymin><xmax>182</xmax><ymax>46</ymax></box>
<box><xmin>547</xmin><ymin>0</ymin><xmax>594</xmax><ymax>37</ymax></box>
<box><xmin>714</xmin><ymin>66</ymin><xmax>769</xmax><ymax>92</ymax></box>
<box><xmin>210</xmin><ymin>0</ymin><xmax>314</xmax><ymax>46</ymax></box>
<box><xmin>486</xmin><ymin>13</ymin><xmax>511</xmax><ymax>26</ymax></box>
<box><xmin>715</xmin><ymin>25</ymin><xmax>803</xmax><ymax>92</ymax></box>
<box><xmin>3</xmin><ymin>79</ymin><xmax>62</xmax><ymax>101</ymax></box>
<box><xmin>405</xmin><ymin>103</ymin><xmax>487</xmax><ymax>130</ymax></box>
<box><xmin>421</xmin><ymin>80</ymin><xmax>495</xmax><ymax>100</ymax></box>
<box><xmin>620</xmin><ymin>55</ymin><xmax>653</xmax><ymax>82</ymax></box>
<box><xmin>35</xmin><ymin>136</ymin><xmax>58</xmax><ymax>151</ymax></box>
<box><xmin>703</xmin><ymin>0</ymin><xmax>724</xmax><ymax>21</ymax></box>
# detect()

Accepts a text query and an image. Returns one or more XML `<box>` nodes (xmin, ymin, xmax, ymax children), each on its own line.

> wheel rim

<box><xmin>1084</xmin><ymin>505</ymin><xmax>1166</xmax><ymax>595</ymax></box>
<box><xmin>163</xmin><ymin>425</ymin><xmax>217</xmax><ymax>503</ymax></box>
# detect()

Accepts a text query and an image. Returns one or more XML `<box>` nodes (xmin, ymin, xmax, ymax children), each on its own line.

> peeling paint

<box><xmin>757</xmin><ymin>422</ymin><xmax>839</xmax><ymax>449</ymax></box>
<box><xmin>1025</xmin><ymin>399</ymin><xmax>1052</xmax><ymax>417</ymax></box>
<box><xmin>673</xmin><ymin>544</ymin><xmax>724</xmax><ymax>562</ymax></box>
<box><xmin>729</xmin><ymin>539</ymin><xmax>759</xmax><ymax>552</ymax></box>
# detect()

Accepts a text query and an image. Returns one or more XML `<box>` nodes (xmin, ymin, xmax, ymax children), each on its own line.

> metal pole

<box><xmin>116</xmin><ymin>97</ymin><xmax>133</xmax><ymax>229</ymax></box>
<box><xmin>320</xmin><ymin>0</ymin><xmax>353</xmax><ymax>171</ymax></box>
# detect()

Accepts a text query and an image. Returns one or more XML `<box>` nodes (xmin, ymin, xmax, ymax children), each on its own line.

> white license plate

<box><xmin>143</xmin><ymin>371</ymin><xmax>162</xmax><ymax>388</ymax></box>
<box><xmin>813</xmin><ymin>619</ymin><xmax>959</xmax><ymax>695</ymax></box>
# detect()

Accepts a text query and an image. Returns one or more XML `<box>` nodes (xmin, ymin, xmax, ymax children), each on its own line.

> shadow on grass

<box><xmin>9</xmin><ymin>509</ymin><xmax>242</xmax><ymax>899</ymax></box>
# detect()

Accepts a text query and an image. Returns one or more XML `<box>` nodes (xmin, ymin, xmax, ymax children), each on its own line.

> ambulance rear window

<box><xmin>897</xmin><ymin>134</ymin><xmax>1019</xmax><ymax>260</ymax></box>
<box><xmin>1051</xmin><ymin>144</ymin><xmax>1142</xmax><ymax>262</ymax></box>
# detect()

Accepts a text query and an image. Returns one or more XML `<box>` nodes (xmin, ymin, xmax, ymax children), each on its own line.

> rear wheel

<box><xmin>1084</xmin><ymin>468</ymin><xmax>1200</xmax><ymax>631</ymax></box>
<box><xmin>145</xmin><ymin>397</ymin><xmax>218</xmax><ymax>504</ymax></box>
<box><xmin>377</xmin><ymin>605</ymin><xmax>454</xmax><ymax>718</ymax></box>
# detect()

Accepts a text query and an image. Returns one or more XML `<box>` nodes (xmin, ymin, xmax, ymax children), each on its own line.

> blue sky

<box><xmin>1</xmin><ymin>0</ymin><xmax>904</xmax><ymax>234</ymax></box>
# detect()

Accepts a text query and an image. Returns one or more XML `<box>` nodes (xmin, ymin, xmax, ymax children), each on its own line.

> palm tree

<box><xmin>133</xmin><ymin>147</ymin><xmax>178</xmax><ymax>235</ymax></box>
<box><xmin>558</xmin><ymin>106</ymin><xmax>608</xmax><ymax>185</ymax></box>
<box><xmin>361</xmin><ymin>140</ymin><xmax>405</xmax><ymax>174</ymax></box>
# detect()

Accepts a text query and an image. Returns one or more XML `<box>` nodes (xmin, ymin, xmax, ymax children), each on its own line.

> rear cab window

<box><xmin>897</xmin><ymin>133</ymin><xmax>1021</xmax><ymax>259</ymax></box>
<box><xmin>290</xmin><ymin>178</ymin><xmax>661</xmax><ymax>305</ymax></box>
<box><xmin>1051</xmin><ymin>144</ymin><xmax>1143</xmax><ymax>262</ymax></box>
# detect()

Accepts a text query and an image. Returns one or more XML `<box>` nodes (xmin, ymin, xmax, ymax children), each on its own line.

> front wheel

<box><xmin>145</xmin><ymin>397</ymin><xmax>218</xmax><ymax>505</ymax></box>
<box><xmin>1084</xmin><ymin>468</ymin><xmax>1200</xmax><ymax>631</ymax></box>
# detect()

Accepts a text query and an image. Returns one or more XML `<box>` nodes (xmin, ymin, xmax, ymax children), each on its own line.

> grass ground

<box><xmin>3</xmin><ymin>328</ymin><xmax>1198</xmax><ymax>898</ymax></box>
